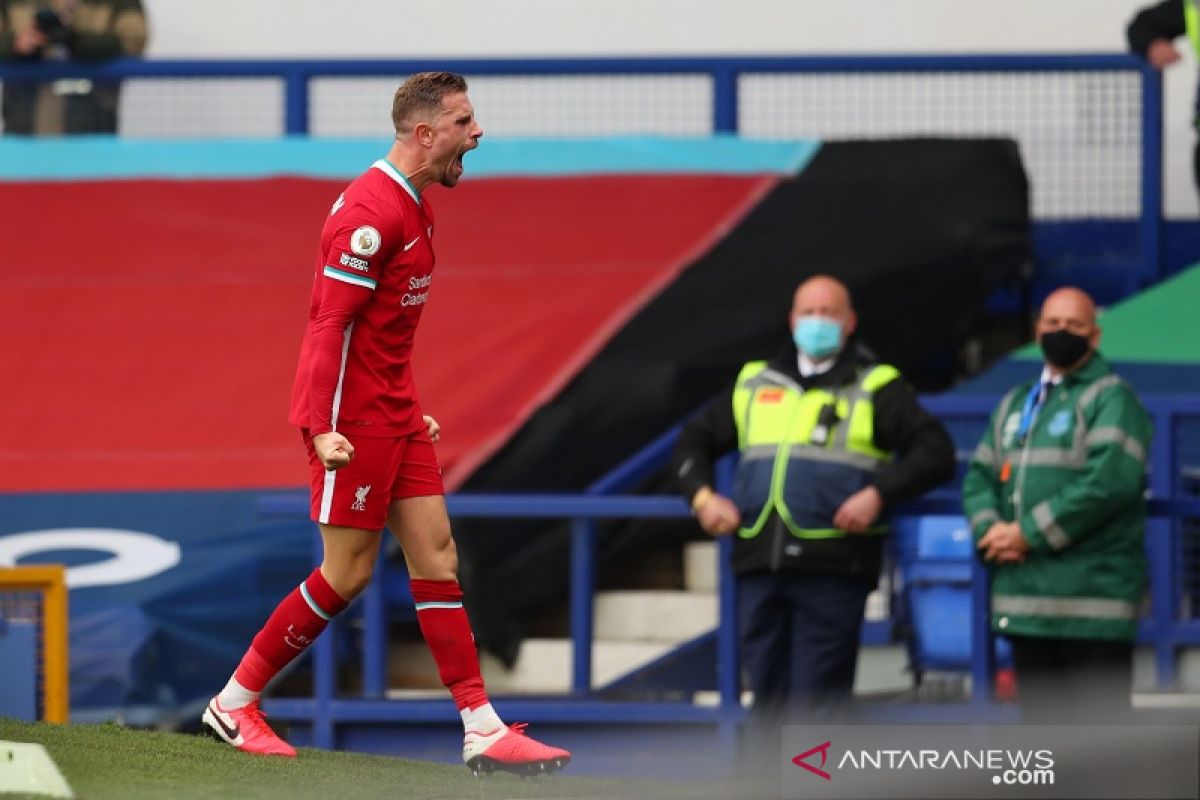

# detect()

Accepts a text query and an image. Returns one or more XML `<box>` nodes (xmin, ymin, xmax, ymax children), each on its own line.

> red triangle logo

<box><xmin>792</xmin><ymin>740</ymin><xmax>832</xmax><ymax>780</ymax></box>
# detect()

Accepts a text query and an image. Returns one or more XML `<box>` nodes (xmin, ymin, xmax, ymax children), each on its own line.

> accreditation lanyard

<box><xmin>1000</xmin><ymin>380</ymin><xmax>1048</xmax><ymax>483</ymax></box>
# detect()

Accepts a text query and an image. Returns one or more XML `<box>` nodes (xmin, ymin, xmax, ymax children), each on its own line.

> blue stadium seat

<box><xmin>900</xmin><ymin>515</ymin><xmax>1012</xmax><ymax>676</ymax></box>
<box><xmin>916</xmin><ymin>515</ymin><xmax>972</xmax><ymax>558</ymax></box>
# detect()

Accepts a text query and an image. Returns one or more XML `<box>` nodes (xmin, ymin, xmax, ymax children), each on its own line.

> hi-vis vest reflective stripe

<box><xmin>731</xmin><ymin>361</ymin><xmax>899</xmax><ymax>539</ymax></box>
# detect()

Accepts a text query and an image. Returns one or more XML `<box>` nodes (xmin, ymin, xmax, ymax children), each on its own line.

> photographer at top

<box><xmin>0</xmin><ymin>0</ymin><xmax>147</xmax><ymax>135</ymax></box>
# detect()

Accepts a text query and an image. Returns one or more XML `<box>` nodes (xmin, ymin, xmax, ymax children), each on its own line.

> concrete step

<box><xmin>594</xmin><ymin>589</ymin><xmax>717</xmax><ymax>642</ymax></box>
<box><xmin>385</xmin><ymin>542</ymin><xmax>896</xmax><ymax>695</ymax></box>
<box><xmin>389</xmin><ymin>588</ymin><xmax>718</xmax><ymax>694</ymax></box>
<box><xmin>388</xmin><ymin>638</ymin><xmax>678</xmax><ymax>693</ymax></box>
<box><xmin>390</xmin><ymin>640</ymin><xmax>913</xmax><ymax>696</ymax></box>
<box><xmin>681</xmin><ymin>539</ymin><xmax>893</xmax><ymax>621</ymax></box>
<box><xmin>684</xmin><ymin>540</ymin><xmax>717</xmax><ymax>593</ymax></box>
<box><xmin>485</xmin><ymin>638</ymin><xmax>678</xmax><ymax>692</ymax></box>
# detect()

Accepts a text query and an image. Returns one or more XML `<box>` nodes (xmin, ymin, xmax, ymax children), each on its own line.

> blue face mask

<box><xmin>793</xmin><ymin>316</ymin><xmax>842</xmax><ymax>359</ymax></box>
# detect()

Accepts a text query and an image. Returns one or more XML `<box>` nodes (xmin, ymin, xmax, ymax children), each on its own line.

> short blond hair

<box><xmin>391</xmin><ymin>72</ymin><xmax>469</xmax><ymax>134</ymax></box>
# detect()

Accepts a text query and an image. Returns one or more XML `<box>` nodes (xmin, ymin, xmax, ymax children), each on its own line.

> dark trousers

<box><xmin>1</xmin><ymin>83</ymin><xmax>38</xmax><ymax>135</ymax></box>
<box><xmin>736</xmin><ymin>570</ymin><xmax>874</xmax><ymax>772</ymax></box>
<box><xmin>64</xmin><ymin>84</ymin><xmax>120</xmax><ymax>134</ymax></box>
<box><xmin>1007</xmin><ymin>634</ymin><xmax>1133</xmax><ymax>723</ymax></box>
<box><xmin>1</xmin><ymin>82</ymin><xmax>120</xmax><ymax>135</ymax></box>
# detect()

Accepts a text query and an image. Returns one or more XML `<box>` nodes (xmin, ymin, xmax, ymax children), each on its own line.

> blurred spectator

<box><xmin>0</xmin><ymin>0</ymin><xmax>147</xmax><ymax>135</ymax></box>
<box><xmin>1127</xmin><ymin>0</ymin><xmax>1198</xmax><ymax>198</ymax></box>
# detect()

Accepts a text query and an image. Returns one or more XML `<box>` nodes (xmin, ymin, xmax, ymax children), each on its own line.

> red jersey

<box><xmin>289</xmin><ymin>159</ymin><xmax>436</xmax><ymax>438</ymax></box>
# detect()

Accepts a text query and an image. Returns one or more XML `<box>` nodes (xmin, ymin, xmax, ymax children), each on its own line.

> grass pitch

<box><xmin>0</xmin><ymin>718</ymin><xmax>731</xmax><ymax>800</ymax></box>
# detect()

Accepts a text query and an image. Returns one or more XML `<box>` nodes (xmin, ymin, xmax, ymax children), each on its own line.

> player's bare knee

<box><xmin>407</xmin><ymin>538</ymin><xmax>457</xmax><ymax>581</ymax></box>
<box><xmin>345</xmin><ymin>560</ymin><xmax>376</xmax><ymax>597</ymax></box>
<box><xmin>321</xmin><ymin>557</ymin><xmax>376</xmax><ymax>599</ymax></box>
<box><xmin>434</xmin><ymin>534</ymin><xmax>458</xmax><ymax>575</ymax></box>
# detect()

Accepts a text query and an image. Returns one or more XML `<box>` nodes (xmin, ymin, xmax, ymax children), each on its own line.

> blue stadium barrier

<box><xmin>253</xmin><ymin>393</ymin><xmax>1200</xmax><ymax>752</ymax></box>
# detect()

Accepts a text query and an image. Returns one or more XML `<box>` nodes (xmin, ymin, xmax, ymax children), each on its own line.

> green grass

<box><xmin>0</xmin><ymin>718</ymin><xmax>733</xmax><ymax>800</ymax></box>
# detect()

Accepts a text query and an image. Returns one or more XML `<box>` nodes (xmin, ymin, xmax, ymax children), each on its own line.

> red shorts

<box><xmin>303</xmin><ymin>428</ymin><xmax>444</xmax><ymax>530</ymax></box>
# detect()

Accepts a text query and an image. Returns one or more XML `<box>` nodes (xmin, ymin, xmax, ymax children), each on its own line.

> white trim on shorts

<box><xmin>318</xmin><ymin>469</ymin><xmax>337</xmax><ymax>524</ymax></box>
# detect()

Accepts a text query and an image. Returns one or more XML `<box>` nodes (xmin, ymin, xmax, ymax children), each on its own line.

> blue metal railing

<box><xmin>0</xmin><ymin>53</ymin><xmax>1158</xmax><ymax>135</ymax></box>
<box><xmin>256</xmin><ymin>490</ymin><xmax>1200</xmax><ymax>748</ymax></box>
<box><xmin>0</xmin><ymin>53</ymin><xmax>1166</xmax><ymax>280</ymax></box>
<box><xmin>256</xmin><ymin>393</ymin><xmax>1200</xmax><ymax>748</ymax></box>
<box><xmin>257</xmin><ymin>492</ymin><xmax>722</xmax><ymax>749</ymax></box>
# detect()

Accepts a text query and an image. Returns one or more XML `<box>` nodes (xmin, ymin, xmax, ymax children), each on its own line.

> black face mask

<box><xmin>1039</xmin><ymin>329</ymin><xmax>1091</xmax><ymax>369</ymax></box>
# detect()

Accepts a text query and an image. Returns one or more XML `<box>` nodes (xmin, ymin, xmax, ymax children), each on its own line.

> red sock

<box><xmin>234</xmin><ymin>568</ymin><xmax>349</xmax><ymax>692</ymax></box>
<box><xmin>410</xmin><ymin>579</ymin><xmax>489</xmax><ymax>710</ymax></box>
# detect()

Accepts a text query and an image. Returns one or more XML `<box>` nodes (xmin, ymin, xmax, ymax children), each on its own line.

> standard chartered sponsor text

<box><xmin>402</xmin><ymin>274</ymin><xmax>432</xmax><ymax>306</ymax></box>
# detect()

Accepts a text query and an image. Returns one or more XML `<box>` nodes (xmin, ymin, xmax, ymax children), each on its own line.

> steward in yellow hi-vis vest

<box><xmin>672</xmin><ymin>276</ymin><xmax>955</xmax><ymax>762</ymax></box>
<box><xmin>731</xmin><ymin>358</ymin><xmax>899</xmax><ymax>541</ymax></box>
<box><xmin>679</xmin><ymin>341</ymin><xmax>954</xmax><ymax>577</ymax></box>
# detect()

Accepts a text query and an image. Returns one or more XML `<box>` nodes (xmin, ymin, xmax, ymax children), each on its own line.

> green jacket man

<box><xmin>962</xmin><ymin>286</ymin><xmax>1151</xmax><ymax>721</ymax></box>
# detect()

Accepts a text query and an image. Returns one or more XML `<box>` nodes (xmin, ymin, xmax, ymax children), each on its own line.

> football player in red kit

<box><xmin>202</xmin><ymin>71</ymin><xmax>570</xmax><ymax>776</ymax></box>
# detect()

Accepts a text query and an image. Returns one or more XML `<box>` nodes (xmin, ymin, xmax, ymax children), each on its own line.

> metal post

<box><xmin>711</xmin><ymin>66</ymin><xmax>738</xmax><ymax>134</ymax></box>
<box><xmin>311</xmin><ymin>526</ymin><xmax>335</xmax><ymax>748</ymax></box>
<box><xmin>716</xmin><ymin>535</ymin><xmax>739</xmax><ymax>707</ymax></box>
<box><xmin>1139</xmin><ymin>65</ymin><xmax>1163</xmax><ymax>283</ymax></box>
<box><xmin>716</xmin><ymin>535</ymin><xmax>740</xmax><ymax>762</ymax></box>
<box><xmin>362</xmin><ymin>545</ymin><xmax>387</xmax><ymax>699</ymax></box>
<box><xmin>969</xmin><ymin>556</ymin><xmax>994</xmax><ymax>705</ymax></box>
<box><xmin>714</xmin><ymin>456</ymin><xmax>740</xmax><ymax>714</ymax></box>
<box><xmin>1148</xmin><ymin>409</ymin><xmax>1177</xmax><ymax>688</ymax></box>
<box><xmin>569</xmin><ymin>519</ymin><xmax>596</xmax><ymax>693</ymax></box>
<box><xmin>284</xmin><ymin>66</ymin><xmax>310</xmax><ymax>135</ymax></box>
<box><xmin>713</xmin><ymin>457</ymin><xmax>740</xmax><ymax>769</ymax></box>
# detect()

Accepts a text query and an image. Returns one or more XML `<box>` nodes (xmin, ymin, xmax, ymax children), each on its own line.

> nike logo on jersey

<box><xmin>404</xmin><ymin>236</ymin><xmax>421</xmax><ymax>251</ymax></box>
